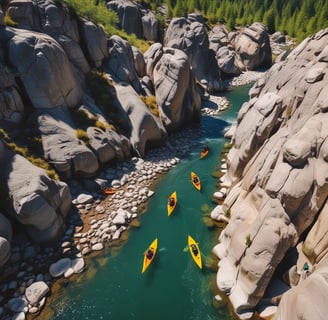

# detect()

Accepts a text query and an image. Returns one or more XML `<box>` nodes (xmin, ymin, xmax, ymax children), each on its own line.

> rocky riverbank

<box><xmin>0</xmin><ymin>126</ymin><xmax>203</xmax><ymax>320</ymax></box>
<box><xmin>0</xmin><ymin>71</ymin><xmax>265</xmax><ymax>320</ymax></box>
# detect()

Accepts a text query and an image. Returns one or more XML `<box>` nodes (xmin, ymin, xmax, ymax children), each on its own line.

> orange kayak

<box><xmin>200</xmin><ymin>149</ymin><xmax>209</xmax><ymax>159</ymax></box>
<box><xmin>102</xmin><ymin>187</ymin><xmax>118</xmax><ymax>195</ymax></box>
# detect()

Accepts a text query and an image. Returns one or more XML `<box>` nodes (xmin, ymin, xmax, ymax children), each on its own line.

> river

<box><xmin>39</xmin><ymin>84</ymin><xmax>252</xmax><ymax>320</ymax></box>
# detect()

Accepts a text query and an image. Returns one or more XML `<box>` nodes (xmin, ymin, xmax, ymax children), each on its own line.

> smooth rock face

<box><xmin>7</xmin><ymin>0</ymin><xmax>80</xmax><ymax>42</ymax></box>
<box><xmin>164</xmin><ymin>15</ymin><xmax>223</xmax><ymax>93</ymax></box>
<box><xmin>113</xmin><ymin>83</ymin><xmax>167</xmax><ymax>157</ymax></box>
<box><xmin>1</xmin><ymin>141</ymin><xmax>71</xmax><ymax>244</ymax></box>
<box><xmin>8</xmin><ymin>29</ymin><xmax>83</xmax><ymax>109</ymax></box>
<box><xmin>107</xmin><ymin>0</ymin><xmax>142</xmax><ymax>38</ymax></box>
<box><xmin>142</xmin><ymin>12</ymin><xmax>158</xmax><ymax>42</ymax></box>
<box><xmin>213</xmin><ymin>28</ymin><xmax>328</xmax><ymax>318</ymax></box>
<box><xmin>106</xmin><ymin>0</ymin><xmax>158</xmax><ymax>42</ymax></box>
<box><xmin>106</xmin><ymin>35</ymin><xmax>142</xmax><ymax>93</ymax></box>
<box><xmin>37</xmin><ymin>108</ymin><xmax>99</xmax><ymax>178</ymax></box>
<box><xmin>152</xmin><ymin>47</ymin><xmax>201</xmax><ymax>130</ymax></box>
<box><xmin>234</xmin><ymin>22</ymin><xmax>272</xmax><ymax>71</ymax></box>
<box><xmin>7</xmin><ymin>0</ymin><xmax>108</xmax><ymax>70</ymax></box>
<box><xmin>79</xmin><ymin>18</ymin><xmax>107</xmax><ymax>68</ymax></box>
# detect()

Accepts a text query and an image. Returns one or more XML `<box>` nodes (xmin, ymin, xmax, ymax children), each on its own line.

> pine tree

<box><xmin>263</xmin><ymin>7</ymin><xmax>275</xmax><ymax>33</ymax></box>
<box><xmin>150</xmin><ymin>0</ymin><xmax>328</xmax><ymax>41</ymax></box>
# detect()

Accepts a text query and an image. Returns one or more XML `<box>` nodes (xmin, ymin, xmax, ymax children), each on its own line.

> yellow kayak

<box><xmin>167</xmin><ymin>191</ymin><xmax>177</xmax><ymax>216</ymax></box>
<box><xmin>191</xmin><ymin>172</ymin><xmax>201</xmax><ymax>191</ymax></box>
<box><xmin>188</xmin><ymin>235</ymin><xmax>202</xmax><ymax>269</ymax></box>
<box><xmin>142</xmin><ymin>238</ymin><xmax>158</xmax><ymax>274</ymax></box>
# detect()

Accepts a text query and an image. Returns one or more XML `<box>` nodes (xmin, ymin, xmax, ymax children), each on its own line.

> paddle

<box><xmin>182</xmin><ymin>244</ymin><xmax>189</xmax><ymax>252</ymax></box>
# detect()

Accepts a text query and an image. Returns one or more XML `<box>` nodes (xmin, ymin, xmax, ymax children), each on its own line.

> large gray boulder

<box><xmin>87</xmin><ymin>126</ymin><xmax>131</xmax><ymax>162</ymax></box>
<box><xmin>7</xmin><ymin>29</ymin><xmax>83</xmax><ymax>109</ymax></box>
<box><xmin>143</xmin><ymin>42</ymin><xmax>163</xmax><ymax>79</ymax></box>
<box><xmin>217</xmin><ymin>46</ymin><xmax>240</xmax><ymax>76</ymax></box>
<box><xmin>7</xmin><ymin>0</ymin><xmax>108</xmax><ymax>71</ymax></box>
<box><xmin>7</xmin><ymin>0</ymin><xmax>80</xmax><ymax>42</ymax></box>
<box><xmin>36</xmin><ymin>107</ymin><xmax>99</xmax><ymax>179</ymax></box>
<box><xmin>0</xmin><ymin>141</ymin><xmax>71</xmax><ymax>245</ymax></box>
<box><xmin>209</xmin><ymin>25</ymin><xmax>239</xmax><ymax>76</ymax></box>
<box><xmin>141</xmin><ymin>12</ymin><xmax>158</xmax><ymax>42</ymax></box>
<box><xmin>113</xmin><ymin>83</ymin><xmax>167</xmax><ymax>157</ymax></box>
<box><xmin>106</xmin><ymin>35</ymin><xmax>142</xmax><ymax>93</ymax></box>
<box><xmin>0</xmin><ymin>64</ymin><xmax>24</xmax><ymax>126</ymax></box>
<box><xmin>55</xmin><ymin>34</ymin><xmax>90</xmax><ymax>74</ymax></box>
<box><xmin>25</xmin><ymin>281</ymin><xmax>49</xmax><ymax>306</ymax></box>
<box><xmin>213</xmin><ymin>28</ymin><xmax>328</xmax><ymax>319</ymax></box>
<box><xmin>228</xmin><ymin>92</ymin><xmax>283</xmax><ymax>180</ymax></box>
<box><xmin>132</xmin><ymin>46</ymin><xmax>146</xmax><ymax>78</ymax></box>
<box><xmin>152</xmin><ymin>47</ymin><xmax>201</xmax><ymax>131</ymax></box>
<box><xmin>79</xmin><ymin>18</ymin><xmax>108</xmax><ymax>68</ymax></box>
<box><xmin>6</xmin><ymin>0</ymin><xmax>91</xmax><ymax>73</ymax></box>
<box><xmin>106</xmin><ymin>0</ymin><xmax>158</xmax><ymax>42</ymax></box>
<box><xmin>107</xmin><ymin>0</ymin><xmax>143</xmax><ymax>38</ymax></box>
<box><xmin>234</xmin><ymin>22</ymin><xmax>272</xmax><ymax>71</ymax></box>
<box><xmin>80</xmin><ymin>95</ymin><xmax>132</xmax><ymax>162</ymax></box>
<box><xmin>209</xmin><ymin>25</ymin><xmax>230</xmax><ymax>53</ymax></box>
<box><xmin>164</xmin><ymin>15</ymin><xmax>224</xmax><ymax>92</ymax></box>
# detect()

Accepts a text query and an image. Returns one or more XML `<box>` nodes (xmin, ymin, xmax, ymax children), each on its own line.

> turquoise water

<box><xmin>43</xmin><ymin>84</ymin><xmax>252</xmax><ymax>320</ymax></box>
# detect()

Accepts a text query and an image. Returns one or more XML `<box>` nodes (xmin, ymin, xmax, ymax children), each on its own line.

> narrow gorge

<box><xmin>0</xmin><ymin>1</ymin><xmax>327</xmax><ymax>320</ymax></box>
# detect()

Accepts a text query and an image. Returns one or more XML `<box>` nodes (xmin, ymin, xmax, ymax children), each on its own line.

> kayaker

<box><xmin>193</xmin><ymin>177</ymin><xmax>199</xmax><ymax>184</ymax></box>
<box><xmin>146</xmin><ymin>249</ymin><xmax>154</xmax><ymax>259</ymax></box>
<box><xmin>169</xmin><ymin>197</ymin><xmax>175</xmax><ymax>206</ymax></box>
<box><xmin>191</xmin><ymin>244</ymin><xmax>198</xmax><ymax>256</ymax></box>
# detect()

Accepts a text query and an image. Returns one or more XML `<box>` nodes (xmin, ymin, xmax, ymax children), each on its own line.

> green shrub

<box><xmin>140</xmin><ymin>95</ymin><xmax>159</xmax><ymax>118</ymax></box>
<box><xmin>4</xmin><ymin>14</ymin><xmax>17</xmax><ymax>27</ymax></box>
<box><xmin>64</xmin><ymin>0</ymin><xmax>118</xmax><ymax>35</ymax></box>
<box><xmin>0</xmin><ymin>128</ymin><xmax>10</xmax><ymax>142</ymax></box>
<box><xmin>95</xmin><ymin>120</ymin><xmax>115</xmax><ymax>131</ymax></box>
<box><xmin>0</xmin><ymin>129</ymin><xmax>59</xmax><ymax>180</ymax></box>
<box><xmin>73</xmin><ymin>109</ymin><xmax>98</xmax><ymax>127</ymax></box>
<box><xmin>26</xmin><ymin>136</ymin><xmax>43</xmax><ymax>154</ymax></box>
<box><xmin>86</xmin><ymin>70</ymin><xmax>123</xmax><ymax>130</ymax></box>
<box><xmin>76</xmin><ymin>128</ymin><xmax>89</xmax><ymax>143</ymax></box>
<box><xmin>46</xmin><ymin>169</ymin><xmax>59</xmax><ymax>180</ymax></box>
<box><xmin>86</xmin><ymin>71</ymin><xmax>115</xmax><ymax>111</ymax></box>
<box><xmin>224</xmin><ymin>209</ymin><xmax>231</xmax><ymax>219</ymax></box>
<box><xmin>223</xmin><ymin>142</ymin><xmax>233</xmax><ymax>150</ymax></box>
<box><xmin>245</xmin><ymin>234</ymin><xmax>252</xmax><ymax>247</ymax></box>
<box><xmin>63</xmin><ymin>0</ymin><xmax>150</xmax><ymax>51</ymax></box>
<box><xmin>6</xmin><ymin>142</ymin><xmax>29</xmax><ymax>157</ymax></box>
